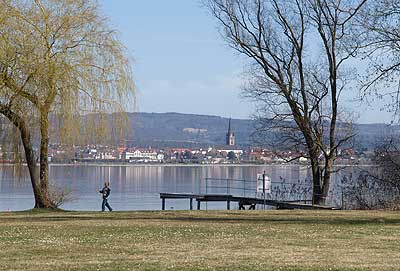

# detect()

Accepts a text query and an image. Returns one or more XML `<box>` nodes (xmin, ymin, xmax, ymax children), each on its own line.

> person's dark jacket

<box><xmin>99</xmin><ymin>187</ymin><xmax>111</xmax><ymax>199</ymax></box>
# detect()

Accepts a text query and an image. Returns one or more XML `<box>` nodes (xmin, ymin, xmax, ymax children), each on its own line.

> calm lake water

<box><xmin>0</xmin><ymin>164</ymin><xmax>359</xmax><ymax>211</ymax></box>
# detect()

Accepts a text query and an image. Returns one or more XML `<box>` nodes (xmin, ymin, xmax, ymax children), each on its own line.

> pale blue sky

<box><xmin>99</xmin><ymin>0</ymin><xmax>393</xmax><ymax>124</ymax></box>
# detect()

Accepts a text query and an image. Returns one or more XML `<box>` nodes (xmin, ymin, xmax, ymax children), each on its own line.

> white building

<box><xmin>216</xmin><ymin>147</ymin><xmax>244</xmax><ymax>156</ymax></box>
<box><xmin>122</xmin><ymin>149</ymin><xmax>160</xmax><ymax>161</ymax></box>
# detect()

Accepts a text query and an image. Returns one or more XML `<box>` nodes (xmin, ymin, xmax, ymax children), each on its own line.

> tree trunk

<box><xmin>0</xmin><ymin>106</ymin><xmax>49</xmax><ymax>208</ymax></box>
<box><xmin>19</xmin><ymin>123</ymin><xmax>43</xmax><ymax>208</ymax></box>
<box><xmin>38</xmin><ymin>111</ymin><xmax>56</xmax><ymax>209</ymax></box>
<box><xmin>310</xmin><ymin>157</ymin><xmax>323</xmax><ymax>205</ymax></box>
<box><xmin>320</xmin><ymin>173</ymin><xmax>332</xmax><ymax>206</ymax></box>
<box><xmin>305</xmin><ymin>136</ymin><xmax>325</xmax><ymax>205</ymax></box>
<box><xmin>320</xmin><ymin>157</ymin><xmax>335</xmax><ymax>206</ymax></box>
<box><xmin>310</xmin><ymin>154</ymin><xmax>335</xmax><ymax>206</ymax></box>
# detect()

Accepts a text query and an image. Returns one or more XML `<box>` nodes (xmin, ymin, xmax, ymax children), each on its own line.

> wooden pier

<box><xmin>159</xmin><ymin>193</ymin><xmax>337</xmax><ymax>210</ymax></box>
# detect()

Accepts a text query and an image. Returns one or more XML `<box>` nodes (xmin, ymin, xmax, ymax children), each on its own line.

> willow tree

<box><xmin>206</xmin><ymin>0</ymin><xmax>366</xmax><ymax>204</ymax></box>
<box><xmin>0</xmin><ymin>0</ymin><xmax>134</xmax><ymax>208</ymax></box>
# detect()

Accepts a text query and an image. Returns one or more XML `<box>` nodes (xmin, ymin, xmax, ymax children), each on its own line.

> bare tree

<box><xmin>342</xmin><ymin>135</ymin><xmax>400</xmax><ymax>210</ymax></box>
<box><xmin>358</xmin><ymin>0</ymin><xmax>400</xmax><ymax>117</ymax></box>
<box><xmin>373</xmin><ymin>136</ymin><xmax>400</xmax><ymax>195</ymax></box>
<box><xmin>205</xmin><ymin>0</ymin><xmax>366</xmax><ymax>204</ymax></box>
<box><xmin>0</xmin><ymin>0</ymin><xmax>134</xmax><ymax>208</ymax></box>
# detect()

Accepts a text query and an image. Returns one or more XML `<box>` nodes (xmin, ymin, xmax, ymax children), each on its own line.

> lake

<box><xmin>0</xmin><ymin>164</ymin><xmax>359</xmax><ymax>211</ymax></box>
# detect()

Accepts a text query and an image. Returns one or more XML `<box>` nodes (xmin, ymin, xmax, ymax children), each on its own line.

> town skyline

<box><xmin>0</xmin><ymin>113</ymin><xmax>376</xmax><ymax>165</ymax></box>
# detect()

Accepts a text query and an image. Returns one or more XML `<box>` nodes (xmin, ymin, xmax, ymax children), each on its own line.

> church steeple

<box><xmin>226</xmin><ymin>118</ymin><xmax>235</xmax><ymax>146</ymax></box>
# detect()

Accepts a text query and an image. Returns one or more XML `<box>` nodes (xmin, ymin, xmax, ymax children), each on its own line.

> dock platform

<box><xmin>159</xmin><ymin>193</ymin><xmax>337</xmax><ymax>210</ymax></box>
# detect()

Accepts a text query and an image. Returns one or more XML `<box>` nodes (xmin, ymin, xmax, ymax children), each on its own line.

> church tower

<box><xmin>226</xmin><ymin>118</ymin><xmax>235</xmax><ymax>146</ymax></box>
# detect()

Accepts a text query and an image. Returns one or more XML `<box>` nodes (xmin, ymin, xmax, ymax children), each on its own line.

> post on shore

<box><xmin>162</xmin><ymin>198</ymin><xmax>165</xmax><ymax>210</ymax></box>
<box><xmin>263</xmin><ymin>171</ymin><xmax>266</xmax><ymax>210</ymax></box>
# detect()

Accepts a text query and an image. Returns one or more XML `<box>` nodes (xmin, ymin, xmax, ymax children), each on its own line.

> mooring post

<box><xmin>162</xmin><ymin>198</ymin><xmax>165</xmax><ymax>211</ymax></box>
<box><xmin>197</xmin><ymin>200</ymin><xmax>201</xmax><ymax>210</ymax></box>
<box><xmin>263</xmin><ymin>171</ymin><xmax>266</xmax><ymax>210</ymax></box>
<box><xmin>190</xmin><ymin>198</ymin><xmax>193</xmax><ymax>210</ymax></box>
<box><xmin>227</xmin><ymin>199</ymin><xmax>230</xmax><ymax>210</ymax></box>
<box><xmin>341</xmin><ymin>190</ymin><xmax>345</xmax><ymax>210</ymax></box>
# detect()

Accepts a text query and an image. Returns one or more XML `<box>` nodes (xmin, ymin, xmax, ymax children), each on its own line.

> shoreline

<box><xmin>0</xmin><ymin>162</ymin><xmax>376</xmax><ymax>167</ymax></box>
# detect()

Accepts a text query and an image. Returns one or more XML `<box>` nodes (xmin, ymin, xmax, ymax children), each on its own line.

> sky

<box><xmin>99</xmin><ymin>0</ymin><xmax>394</xmax><ymax>124</ymax></box>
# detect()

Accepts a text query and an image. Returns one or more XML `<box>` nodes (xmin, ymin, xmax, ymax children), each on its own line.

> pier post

<box><xmin>162</xmin><ymin>198</ymin><xmax>165</xmax><ymax>210</ymax></box>
<box><xmin>263</xmin><ymin>171</ymin><xmax>266</xmax><ymax>210</ymax></box>
<box><xmin>197</xmin><ymin>200</ymin><xmax>201</xmax><ymax>210</ymax></box>
<box><xmin>190</xmin><ymin>198</ymin><xmax>193</xmax><ymax>210</ymax></box>
<box><xmin>227</xmin><ymin>199</ymin><xmax>230</xmax><ymax>210</ymax></box>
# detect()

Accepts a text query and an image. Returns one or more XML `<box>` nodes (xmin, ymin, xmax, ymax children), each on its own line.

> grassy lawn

<box><xmin>0</xmin><ymin>210</ymin><xmax>399</xmax><ymax>271</ymax></box>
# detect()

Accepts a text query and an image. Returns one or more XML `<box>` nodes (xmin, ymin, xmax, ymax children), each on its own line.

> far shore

<box><xmin>0</xmin><ymin>162</ymin><xmax>375</xmax><ymax>167</ymax></box>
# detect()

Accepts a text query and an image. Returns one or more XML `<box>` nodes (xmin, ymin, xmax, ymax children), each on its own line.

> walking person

<box><xmin>99</xmin><ymin>181</ymin><xmax>113</xmax><ymax>212</ymax></box>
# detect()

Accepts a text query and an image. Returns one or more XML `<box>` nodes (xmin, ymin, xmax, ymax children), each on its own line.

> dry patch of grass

<box><xmin>0</xmin><ymin>210</ymin><xmax>399</xmax><ymax>270</ymax></box>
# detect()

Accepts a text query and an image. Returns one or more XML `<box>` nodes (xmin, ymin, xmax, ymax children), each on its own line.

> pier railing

<box><xmin>204</xmin><ymin>177</ymin><xmax>313</xmax><ymax>203</ymax></box>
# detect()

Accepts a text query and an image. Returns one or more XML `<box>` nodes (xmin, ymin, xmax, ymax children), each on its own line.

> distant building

<box><xmin>124</xmin><ymin>149</ymin><xmax>157</xmax><ymax>160</ymax></box>
<box><xmin>226</xmin><ymin>118</ymin><xmax>235</xmax><ymax>146</ymax></box>
<box><xmin>120</xmin><ymin>148</ymin><xmax>164</xmax><ymax>162</ymax></box>
<box><xmin>216</xmin><ymin>147</ymin><xmax>243</xmax><ymax>156</ymax></box>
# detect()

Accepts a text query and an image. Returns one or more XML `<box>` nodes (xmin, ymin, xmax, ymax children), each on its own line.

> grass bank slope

<box><xmin>0</xmin><ymin>210</ymin><xmax>399</xmax><ymax>271</ymax></box>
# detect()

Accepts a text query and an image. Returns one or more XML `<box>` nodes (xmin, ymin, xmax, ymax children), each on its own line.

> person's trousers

<box><xmin>102</xmin><ymin>198</ymin><xmax>112</xmax><ymax>211</ymax></box>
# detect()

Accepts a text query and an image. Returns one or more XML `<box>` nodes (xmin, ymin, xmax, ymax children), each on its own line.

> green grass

<box><xmin>0</xmin><ymin>210</ymin><xmax>399</xmax><ymax>271</ymax></box>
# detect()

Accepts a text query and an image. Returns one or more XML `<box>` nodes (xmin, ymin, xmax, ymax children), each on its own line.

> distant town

<box><xmin>0</xmin><ymin>119</ymin><xmax>373</xmax><ymax>165</ymax></box>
